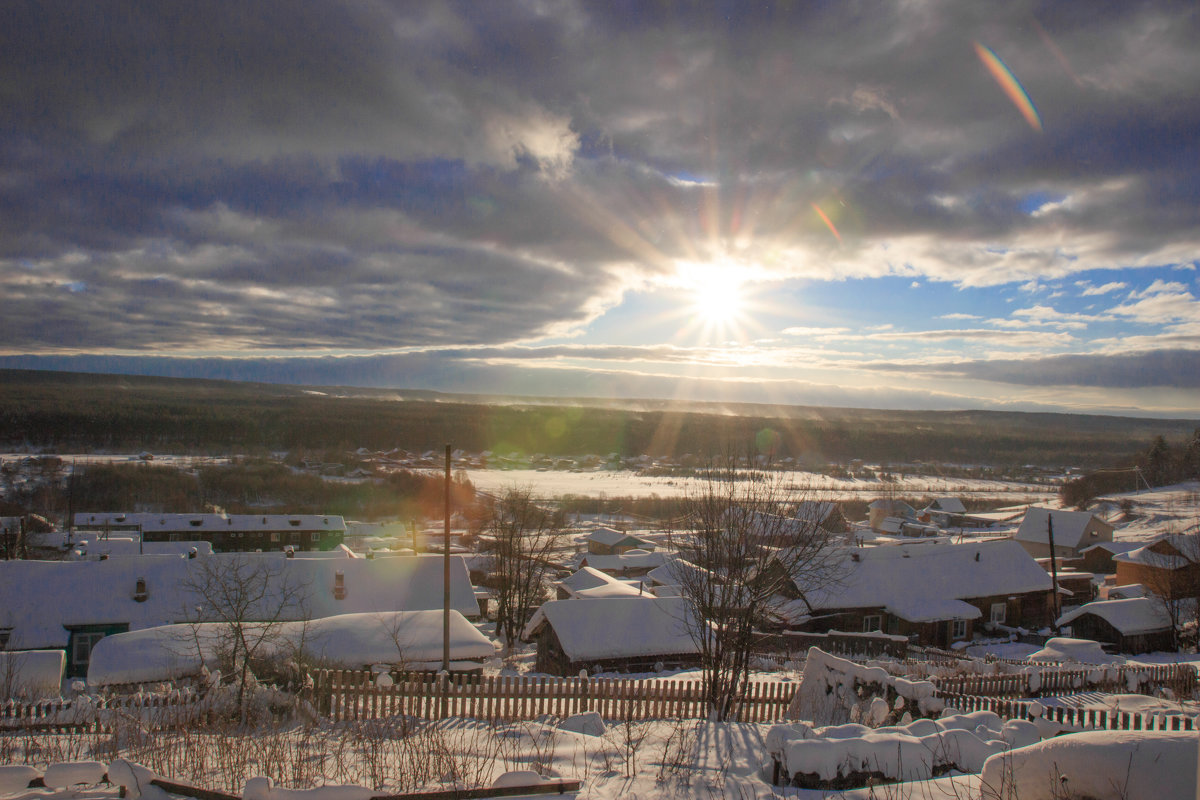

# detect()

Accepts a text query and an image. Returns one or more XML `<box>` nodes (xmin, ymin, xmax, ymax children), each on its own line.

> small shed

<box><xmin>522</xmin><ymin>597</ymin><xmax>700</xmax><ymax>676</ymax></box>
<box><xmin>1056</xmin><ymin>597</ymin><xmax>1174</xmax><ymax>655</ymax></box>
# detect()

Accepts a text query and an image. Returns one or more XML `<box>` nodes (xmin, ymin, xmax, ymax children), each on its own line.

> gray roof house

<box><xmin>1014</xmin><ymin>507</ymin><xmax>1114</xmax><ymax>560</ymax></box>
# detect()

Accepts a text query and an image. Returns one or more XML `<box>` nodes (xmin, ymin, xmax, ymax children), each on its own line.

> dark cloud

<box><xmin>879</xmin><ymin>349</ymin><xmax>1200</xmax><ymax>389</ymax></box>
<box><xmin>1</xmin><ymin>1</ymin><xmax>1199</xmax><ymax>412</ymax></box>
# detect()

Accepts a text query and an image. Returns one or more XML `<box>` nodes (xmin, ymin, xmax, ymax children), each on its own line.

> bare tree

<box><xmin>669</xmin><ymin>460</ymin><xmax>841</xmax><ymax>720</ymax></box>
<box><xmin>181</xmin><ymin>554</ymin><xmax>311</xmax><ymax>721</ymax></box>
<box><xmin>479</xmin><ymin>488</ymin><xmax>567</xmax><ymax>648</ymax></box>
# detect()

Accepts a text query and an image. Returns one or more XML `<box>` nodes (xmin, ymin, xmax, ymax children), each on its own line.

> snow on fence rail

<box><xmin>313</xmin><ymin>670</ymin><xmax>795</xmax><ymax>723</ymax></box>
<box><xmin>931</xmin><ymin>662</ymin><xmax>1196</xmax><ymax>699</ymax></box>
<box><xmin>938</xmin><ymin>692</ymin><xmax>1199</xmax><ymax>732</ymax></box>
<box><xmin>1</xmin><ymin>691</ymin><xmax>207</xmax><ymax>732</ymax></box>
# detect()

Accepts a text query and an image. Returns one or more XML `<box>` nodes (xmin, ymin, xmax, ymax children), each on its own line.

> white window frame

<box><xmin>862</xmin><ymin>614</ymin><xmax>882</xmax><ymax>633</ymax></box>
<box><xmin>990</xmin><ymin>602</ymin><xmax>1006</xmax><ymax>624</ymax></box>
<box><xmin>951</xmin><ymin>619</ymin><xmax>968</xmax><ymax>640</ymax></box>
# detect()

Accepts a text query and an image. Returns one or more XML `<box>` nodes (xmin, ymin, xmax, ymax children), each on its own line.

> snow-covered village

<box><xmin>4</xmin><ymin>439</ymin><xmax>1200</xmax><ymax>800</ymax></box>
<box><xmin>6</xmin><ymin>2</ymin><xmax>1200</xmax><ymax>799</ymax></box>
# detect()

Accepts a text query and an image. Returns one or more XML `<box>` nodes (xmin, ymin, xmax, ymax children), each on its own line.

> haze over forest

<box><xmin>2</xmin><ymin>370</ymin><xmax>1196</xmax><ymax>471</ymax></box>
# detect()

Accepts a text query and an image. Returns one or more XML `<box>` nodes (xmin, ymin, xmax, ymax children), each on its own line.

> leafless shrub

<box><xmin>655</xmin><ymin>717</ymin><xmax>700</xmax><ymax>782</ymax></box>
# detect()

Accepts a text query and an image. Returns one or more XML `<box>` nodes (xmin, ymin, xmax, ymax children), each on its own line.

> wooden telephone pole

<box><xmin>1047</xmin><ymin>515</ymin><xmax>1061</xmax><ymax>626</ymax></box>
<box><xmin>443</xmin><ymin>443</ymin><xmax>451</xmax><ymax>674</ymax></box>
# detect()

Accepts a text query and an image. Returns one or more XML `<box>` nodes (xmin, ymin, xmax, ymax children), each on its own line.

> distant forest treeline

<box><xmin>2</xmin><ymin>369</ymin><xmax>1198</xmax><ymax>468</ymax></box>
<box><xmin>1059</xmin><ymin>432</ymin><xmax>1200</xmax><ymax>508</ymax></box>
<box><xmin>59</xmin><ymin>460</ymin><xmax>475</xmax><ymax>522</ymax></box>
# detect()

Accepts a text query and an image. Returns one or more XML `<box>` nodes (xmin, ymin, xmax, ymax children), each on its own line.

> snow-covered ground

<box><xmin>470</xmin><ymin>468</ymin><xmax>1057</xmax><ymax>502</ymax></box>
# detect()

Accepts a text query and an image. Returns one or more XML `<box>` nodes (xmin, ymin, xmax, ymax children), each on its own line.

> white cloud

<box><xmin>781</xmin><ymin>326</ymin><xmax>850</xmax><ymax>337</ymax></box>
<box><xmin>1108</xmin><ymin>291</ymin><xmax>1200</xmax><ymax>324</ymax></box>
<box><xmin>1130</xmin><ymin>279</ymin><xmax>1190</xmax><ymax>299</ymax></box>
<box><xmin>1080</xmin><ymin>281</ymin><xmax>1126</xmax><ymax>296</ymax></box>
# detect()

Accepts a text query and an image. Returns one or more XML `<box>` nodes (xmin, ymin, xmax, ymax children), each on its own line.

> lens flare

<box><xmin>812</xmin><ymin>202</ymin><xmax>842</xmax><ymax>243</ymax></box>
<box><xmin>974</xmin><ymin>42</ymin><xmax>1042</xmax><ymax>133</ymax></box>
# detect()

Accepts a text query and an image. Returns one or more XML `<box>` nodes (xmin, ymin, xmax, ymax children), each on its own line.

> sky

<box><xmin>2</xmin><ymin>1</ymin><xmax>1199</xmax><ymax>418</ymax></box>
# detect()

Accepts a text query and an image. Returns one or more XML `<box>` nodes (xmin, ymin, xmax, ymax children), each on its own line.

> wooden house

<box><xmin>1113</xmin><ymin>534</ymin><xmax>1200</xmax><ymax>597</ymax></box>
<box><xmin>521</xmin><ymin>596</ymin><xmax>700</xmax><ymax>676</ymax></box>
<box><xmin>74</xmin><ymin>512</ymin><xmax>346</xmax><ymax>553</ymax></box>
<box><xmin>0</xmin><ymin>552</ymin><xmax>480</xmax><ymax>677</ymax></box>
<box><xmin>1014</xmin><ymin>508</ymin><xmax>1114</xmax><ymax>560</ymax></box>
<box><xmin>782</xmin><ymin>540</ymin><xmax>1053</xmax><ymax>649</ymax></box>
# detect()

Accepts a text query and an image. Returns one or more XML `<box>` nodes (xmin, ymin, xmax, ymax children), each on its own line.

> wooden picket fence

<box><xmin>313</xmin><ymin>670</ymin><xmax>796</xmax><ymax>724</ymax></box>
<box><xmin>939</xmin><ymin>692</ymin><xmax>1199</xmax><ymax>733</ymax></box>
<box><xmin>931</xmin><ymin>662</ymin><xmax>1196</xmax><ymax>699</ymax></box>
<box><xmin>1</xmin><ymin>691</ymin><xmax>207</xmax><ymax>732</ymax></box>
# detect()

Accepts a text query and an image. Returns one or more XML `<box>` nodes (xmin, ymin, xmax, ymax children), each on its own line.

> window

<box><xmin>73</xmin><ymin>632</ymin><xmax>106</xmax><ymax>667</ymax></box>
<box><xmin>951</xmin><ymin>619</ymin><xmax>968</xmax><ymax>640</ymax></box>
<box><xmin>311</xmin><ymin>532</ymin><xmax>320</xmax><ymax>542</ymax></box>
<box><xmin>862</xmin><ymin>614</ymin><xmax>882</xmax><ymax>632</ymax></box>
<box><xmin>990</xmin><ymin>602</ymin><xmax>1006</xmax><ymax>624</ymax></box>
<box><xmin>270</xmin><ymin>532</ymin><xmax>280</xmax><ymax>542</ymax></box>
<box><xmin>0</xmin><ymin>628</ymin><xmax>11</xmax><ymax>650</ymax></box>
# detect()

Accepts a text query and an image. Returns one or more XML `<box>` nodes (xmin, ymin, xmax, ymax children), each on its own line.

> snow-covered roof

<box><xmin>868</xmin><ymin>499</ymin><xmax>917</xmax><ymax>517</ymax></box>
<box><xmin>1079</xmin><ymin>541</ymin><xmax>1142</xmax><ymax>556</ymax></box>
<box><xmin>1026</xmin><ymin>637</ymin><xmax>1126</xmax><ymax>665</ymax></box>
<box><xmin>1015</xmin><ymin>507</ymin><xmax>1113</xmax><ymax>549</ymax></box>
<box><xmin>926</xmin><ymin>497</ymin><xmax>966</xmax><ymax>514</ymax></box>
<box><xmin>0</xmin><ymin>552</ymin><xmax>479</xmax><ymax>650</ymax></box>
<box><xmin>1057</xmin><ymin>597</ymin><xmax>1173</xmax><ymax>636</ymax></box>
<box><xmin>73</xmin><ymin>512</ymin><xmax>346</xmax><ymax>533</ymax></box>
<box><xmin>1113</xmin><ymin>542</ymin><xmax>1191</xmax><ymax>571</ymax></box>
<box><xmin>87</xmin><ymin>610</ymin><xmax>495</xmax><ymax>686</ymax></box>
<box><xmin>557</xmin><ymin>567</ymin><xmax>644</xmax><ymax>599</ymax></box>
<box><xmin>645</xmin><ymin>557</ymin><xmax>710</xmax><ymax>589</ymax></box>
<box><xmin>793</xmin><ymin>501</ymin><xmax>840</xmax><ymax>525</ymax></box>
<box><xmin>522</xmin><ymin>597</ymin><xmax>699</xmax><ymax>662</ymax></box>
<box><xmin>65</xmin><ymin>538</ymin><xmax>215</xmax><ymax>560</ymax></box>
<box><xmin>885</xmin><ymin>596</ymin><xmax>981</xmax><ymax>623</ymax></box>
<box><xmin>797</xmin><ymin>540</ymin><xmax>1051</xmax><ymax>614</ymax></box>
<box><xmin>575</xmin><ymin>550</ymin><xmax>666</xmax><ymax>572</ymax></box>
<box><xmin>584</xmin><ymin>527</ymin><xmax>647</xmax><ymax>547</ymax></box>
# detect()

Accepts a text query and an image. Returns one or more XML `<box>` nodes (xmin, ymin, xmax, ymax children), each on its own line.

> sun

<box><xmin>683</xmin><ymin>262</ymin><xmax>746</xmax><ymax>325</ymax></box>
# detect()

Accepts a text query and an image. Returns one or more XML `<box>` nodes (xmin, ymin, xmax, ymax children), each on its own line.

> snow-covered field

<box><xmin>1</xmin><ymin>452</ymin><xmax>1058</xmax><ymax>502</ymax></box>
<box><xmin>469</xmin><ymin>468</ymin><xmax>1057</xmax><ymax>502</ymax></box>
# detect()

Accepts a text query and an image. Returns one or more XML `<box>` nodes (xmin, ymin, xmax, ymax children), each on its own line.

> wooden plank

<box><xmin>150</xmin><ymin>778</ymin><xmax>242</xmax><ymax>800</ymax></box>
<box><xmin>368</xmin><ymin>779</ymin><xmax>581</xmax><ymax>800</ymax></box>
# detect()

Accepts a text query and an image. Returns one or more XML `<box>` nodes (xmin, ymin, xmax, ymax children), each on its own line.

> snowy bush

<box><xmin>769</xmin><ymin>710</ymin><xmax>1013</xmax><ymax>789</ymax></box>
<box><xmin>980</xmin><ymin>730</ymin><xmax>1197</xmax><ymax>799</ymax></box>
<box><xmin>785</xmin><ymin>646</ymin><xmax>942</xmax><ymax>726</ymax></box>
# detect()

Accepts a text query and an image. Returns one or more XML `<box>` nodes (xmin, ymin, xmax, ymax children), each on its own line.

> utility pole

<box><xmin>1047</xmin><ymin>514</ymin><xmax>1061</xmax><ymax>626</ymax></box>
<box><xmin>443</xmin><ymin>443</ymin><xmax>451</xmax><ymax>674</ymax></box>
